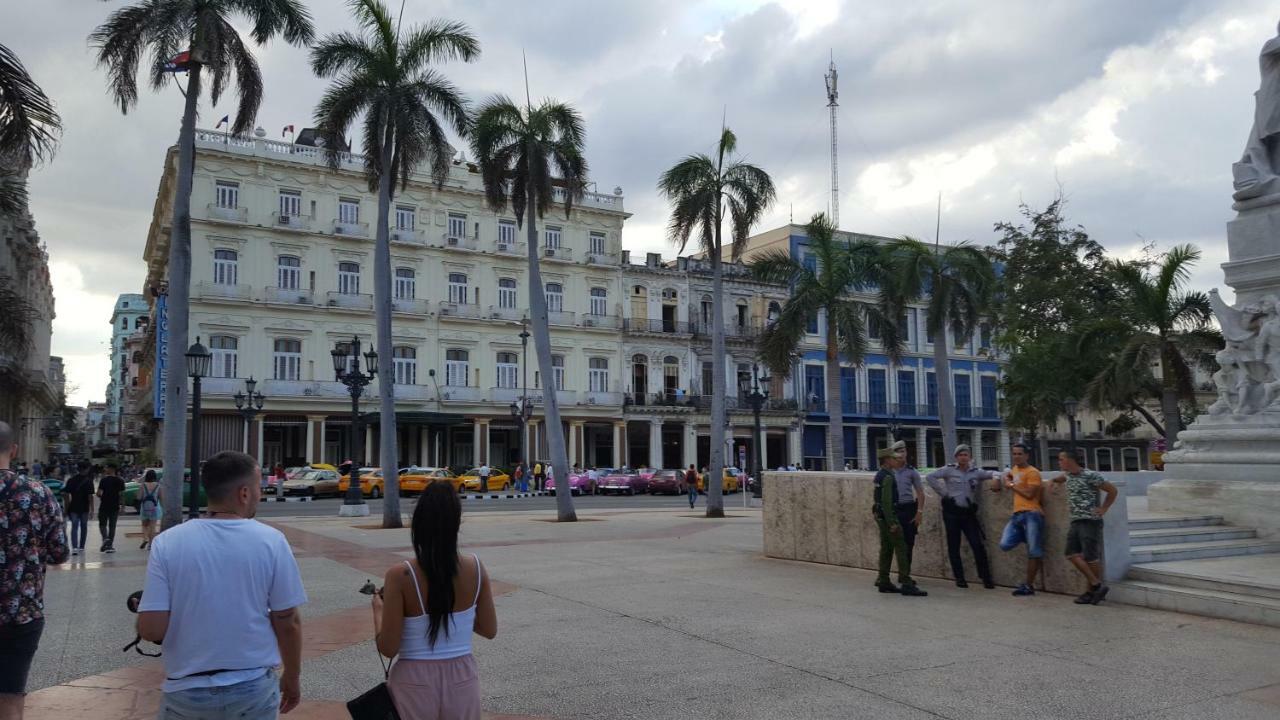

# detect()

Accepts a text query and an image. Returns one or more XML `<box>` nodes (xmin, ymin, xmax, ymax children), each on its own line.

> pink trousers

<box><xmin>387</xmin><ymin>654</ymin><xmax>482</xmax><ymax>720</ymax></box>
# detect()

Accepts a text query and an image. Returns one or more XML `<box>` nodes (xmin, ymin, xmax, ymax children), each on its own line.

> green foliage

<box><xmin>1104</xmin><ymin>414</ymin><xmax>1141</xmax><ymax>437</ymax></box>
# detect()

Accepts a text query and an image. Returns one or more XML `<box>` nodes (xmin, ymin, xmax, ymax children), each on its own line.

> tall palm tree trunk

<box><xmin>374</xmin><ymin>122</ymin><xmax>401</xmax><ymax>528</ymax></box>
<box><xmin>160</xmin><ymin>63</ymin><xmax>201</xmax><ymax>530</ymax></box>
<box><xmin>933</xmin><ymin>316</ymin><xmax>958</xmax><ymax>460</ymax></box>
<box><xmin>526</xmin><ymin>169</ymin><xmax>575</xmax><ymax>522</ymax></box>
<box><xmin>825</xmin><ymin>330</ymin><xmax>844</xmax><ymax>469</ymax></box>
<box><xmin>1159</xmin><ymin>354</ymin><xmax>1182</xmax><ymax>445</ymax></box>
<box><xmin>707</xmin><ymin>233</ymin><xmax>726</xmax><ymax>518</ymax></box>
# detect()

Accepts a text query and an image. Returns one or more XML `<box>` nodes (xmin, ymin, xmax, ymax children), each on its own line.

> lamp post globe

<box><xmin>184</xmin><ymin>337</ymin><xmax>212</xmax><ymax>520</ymax></box>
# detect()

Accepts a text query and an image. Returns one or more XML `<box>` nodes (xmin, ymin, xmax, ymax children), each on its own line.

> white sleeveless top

<box><xmin>398</xmin><ymin>556</ymin><xmax>482</xmax><ymax>661</ymax></box>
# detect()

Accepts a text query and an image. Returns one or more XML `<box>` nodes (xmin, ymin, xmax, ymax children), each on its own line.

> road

<box><xmin>253</xmin><ymin>491</ymin><xmax>758</xmax><ymax>517</ymax></box>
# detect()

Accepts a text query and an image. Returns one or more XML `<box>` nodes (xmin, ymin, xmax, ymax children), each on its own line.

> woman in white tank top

<box><xmin>372</xmin><ymin>482</ymin><xmax>498</xmax><ymax>719</ymax></box>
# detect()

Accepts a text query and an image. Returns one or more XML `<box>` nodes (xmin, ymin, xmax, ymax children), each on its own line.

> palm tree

<box><xmin>92</xmin><ymin>1</ymin><xmax>314</xmax><ymax>528</ymax></box>
<box><xmin>752</xmin><ymin>213</ymin><xmax>898</xmax><ymax>470</ymax></box>
<box><xmin>880</xmin><ymin>237</ymin><xmax>995</xmax><ymax>459</ymax></box>
<box><xmin>471</xmin><ymin>96</ymin><xmax>587</xmax><ymax>522</ymax></box>
<box><xmin>1084</xmin><ymin>245</ymin><xmax>1219</xmax><ymax>444</ymax></box>
<box><xmin>312</xmin><ymin>0</ymin><xmax>477</xmax><ymax>529</ymax></box>
<box><xmin>0</xmin><ymin>41</ymin><xmax>61</xmax><ymax>214</ymax></box>
<box><xmin>658</xmin><ymin>128</ymin><xmax>775</xmax><ymax>518</ymax></box>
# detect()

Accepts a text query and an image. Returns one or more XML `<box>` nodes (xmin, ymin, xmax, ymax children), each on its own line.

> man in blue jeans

<box><xmin>993</xmin><ymin>443</ymin><xmax>1045</xmax><ymax>597</ymax></box>
<box><xmin>685</xmin><ymin>465</ymin><xmax>699</xmax><ymax>509</ymax></box>
<box><xmin>63</xmin><ymin>461</ymin><xmax>95</xmax><ymax>556</ymax></box>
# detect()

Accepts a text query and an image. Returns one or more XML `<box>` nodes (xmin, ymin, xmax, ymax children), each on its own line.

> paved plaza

<box><xmin>27</xmin><ymin>501</ymin><xmax>1280</xmax><ymax>719</ymax></box>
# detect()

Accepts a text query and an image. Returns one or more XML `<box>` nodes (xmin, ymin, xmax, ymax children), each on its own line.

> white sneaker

<box><xmin>71</xmin><ymin>548</ymin><xmax>79</xmax><ymax>556</ymax></box>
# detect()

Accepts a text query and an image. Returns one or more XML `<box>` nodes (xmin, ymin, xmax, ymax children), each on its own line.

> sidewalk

<box><xmin>29</xmin><ymin>505</ymin><xmax>1280</xmax><ymax>719</ymax></box>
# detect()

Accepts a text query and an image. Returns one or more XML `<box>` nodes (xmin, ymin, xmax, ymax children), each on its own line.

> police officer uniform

<box><xmin>925</xmin><ymin>444</ymin><xmax>995</xmax><ymax>588</ymax></box>
<box><xmin>873</xmin><ymin>441</ymin><xmax>926</xmax><ymax>597</ymax></box>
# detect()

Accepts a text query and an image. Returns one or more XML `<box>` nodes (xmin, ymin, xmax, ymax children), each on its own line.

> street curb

<box><xmin>270</xmin><ymin>496</ymin><xmax>315</xmax><ymax>502</ymax></box>
<box><xmin>460</xmin><ymin>492</ymin><xmax>547</xmax><ymax>500</ymax></box>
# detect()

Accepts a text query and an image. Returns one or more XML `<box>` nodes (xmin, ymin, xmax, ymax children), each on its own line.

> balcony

<box><xmin>272</xmin><ymin>212</ymin><xmax>312</xmax><ymax>231</ymax></box>
<box><xmin>439</xmin><ymin>386</ymin><xmax>482</xmax><ymax>402</ymax></box>
<box><xmin>691</xmin><ymin>319</ymin><xmax>763</xmax><ymax>341</ymax></box>
<box><xmin>201</xmin><ymin>377</ymin><xmax>241</xmax><ymax>395</ymax></box>
<box><xmin>393</xmin><ymin>384</ymin><xmax>431</xmax><ymax>401</ymax></box>
<box><xmin>487</xmin><ymin>305</ymin><xmax>525</xmax><ymax>322</ymax></box>
<box><xmin>548</xmin><ymin>310</ymin><xmax>576</xmax><ymax>327</ymax></box>
<box><xmin>494</xmin><ymin>240</ymin><xmax>525</xmax><ymax>257</ymax></box>
<box><xmin>958</xmin><ymin>405</ymin><xmax>1001</xmax><ymax>420</ymax></box>
<box><xmin>264</xmin><ymin>286</ymin><xmax>314</xmax><ymax>305</ymax></box>
<box><xmin>196</xmin><ymin>281</ymin><xmax>252</xmax><ymax>301</ymax></box>
<box><xmin>206</xmin><ymin>203</ymin><xmax>247</xmax><ymax>223</ymax></box>
<box><xmin>584</xmin><ymin>252</ymin><xmax>617</xmax><ymax>266</ymax></box>
<box><xmin>258</xmin><ymin>379</ymin><xmax>348</xmax><ymax>398</ymax></box>
<box><xmin>579</xmin><ymin>314</ymin><xmax>619</xmax><ymax>330</ymax></box>
<box><xmin>441</xmin><ymin>233</ymin><xmax>478</xmax><ymax>251</ymax></box>
<box><xmin>391</xmin><ymin>227</ymin><xmax>426</xmax><ymax>245</ymax></box>
<box><xmin>551</xmin><ymin>185</ymin><xmax>625</xmax><ymax>212</ymax></box>
<box><xmin>542</xmin><ymin>246</ymin><xmax>572</xmax><ymax>261</ymax></box>
<box><xmin>392</xmin><ymin>297</ymin><xmax>430</xmax><ymax>314</ymax></box>
<box><xmin>489</xmin><ymin>387</ymin><xmax>524</xmax><ymax>403</ymax></box>
<box><xmin>334</xmin><ymin>219</ymin><xmax>369</xmax><ymax>237</ymax></box>
<box><xmin>438</xmin><ymin>301</ymin><xmax>481</xmax><ymax>319</ymax></box>
<box><xmin>583</xmin><ymin>391</ymin><xmax>623</xmax><ymax>406</ymax></box>
<box><xmin>623</xmin><ymin>318</ymin><xmax>691</xmax><ymax>335</ymax></box>
<box><xmin>326</xmin><ymin>291</ymin><xmax>373</xmax><ymax>310</ymax></box>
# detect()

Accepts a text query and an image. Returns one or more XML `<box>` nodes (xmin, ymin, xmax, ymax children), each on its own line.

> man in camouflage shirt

<box><xmin>1050</xmin><ymin>449</ymin><xmax>1118</xmax><ymax>605</ymax></box>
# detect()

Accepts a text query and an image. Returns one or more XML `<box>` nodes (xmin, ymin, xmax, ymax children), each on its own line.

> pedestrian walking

<box><xmin>137</xmin><ymin>451</ymin><xmax>307</xmax><ymax>717</ymax></box>
<box><xmin>873</xmin><ymin>443</ymin><xmax>926</xmax><ymax>596</ymax></box>
<box><xmin>891</xmin><ymin>441</ymin><xmax>926</xmax><ymax>563</ymax></box>
<box><xmin>96</xmin><ymin>463</ymin><xmax>126</xmax><ymax>553</ymax></box>
<box><xmin>993</xmin><ymin>443</ymin><xmax>1045</xmax><ymax>597</ymax></box>
<box><xmin>373</xmin><ymin>482</ymin><xmax>497</xmax><ymax>719</ymax></box>
<box><xmin>1049</xmin><ymin>450</ymin><xmax>1119</xmax><ymax>605</ymax></box>
<box><xmin>478</xmin><ymin>462</ymin><xmax>491</xmax><ymax>492</ymax></box>
<box><xmin>587</xmin><ymin>466</ymin><xmax>599</xmax><ymax>495</ymax></box>
<box><xmin>0</xmin><ymin>421</ymin><xmax>69</xmax><ymax>718</ymax></box>
<box><xmin>532</xmin><ymin>462</ymin><xmax>545</xmax><ymax>492</ymax></box>
<box><xmin>63</xmin><ymin>461</ymin><xmax>95</xmax><ymax>556</ymax></box>
<box><xmin>138</xmin><ymin>469</ymin><xmax>162</xmax><ymax>549</ymax></box>
<box><xmin>685</xmin><ymin>464</ymin><xmax>699</xmax><ymax>508</ymax></box>
<box><xmin>513</xmin><ymin>462</ymin><xmax>526</xmax><ymax>493</ymax></box>
<box><xmin>925</xmin><ymin>444</ymin><xmax>995</xmax><ymax>589</ymax></box>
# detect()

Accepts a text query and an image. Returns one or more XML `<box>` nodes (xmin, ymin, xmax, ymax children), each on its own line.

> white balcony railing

<box><xmin>584</xmin><ymin>391</ymin><xmax>623</xmax><ymax>406</ymax></box>
<box><xmin>264</xmin><ymin>287</ymin><xmax>314</xmax><ymax>305</ymax></box>
<box><xmin>392</xmin><ymin>297</ymin><xmax>430</xmax><ymax>314</ymax></box>
<box><xmin>334</xmin><ymin>219</ymin><xmax>369</xmax><ymax>237</ymax></box>
<box><xmin>437</xmin><ymin>301</ymin><xmax>481</xmax><ymax>319</ymax></box>
<box><xmin>197</xmin><ymin>282</ymin><xmax>252</xmax><ymax>300</ymax></box>
<box><xmin>489</xmin><ymin>387</ymin><xmax>524</xmax><ymax>403</ymax></box>
<box><xmin>441</xmin><ymin>233</ymin><xmax>478</xmax><ymax>250</ymax></box>
<box><xmin>494</xmin><ymin>241</ymin><xmax>525</xmax><ymax>257</ymax></box>
<box><xmin>272</xmin><ymin>212</ymin><xmax>313</xmax><ymax>231</ymax></box>
<box><xmin>326</xmin><ymin>291</ymin><xmax>373</xmax><ymax>310</ymax></box>
<box><xmin>580</xmin><ymin>314</ymin><xmax>619</xmax><ymax>329</ymax></box>
<box><xmin>439</xmin><ymin>386</ymin><xmax>482</xmax><ymax>402</ymax></box>
<box><xmin>548</xmin><ymin>310</ymin><xmax>575</xmax><ymax>326</ymax></box>
<box><xmin>487</xmin><ymin>305</ymin><xmax>525</xmax><ymax>322</ymax></box>
<box><xmin>201</xmin><ymin>377</ymin><xmax>241</xmax><ymax>395</ymax></box>
<box><xmin>391</xmin><ymin>228</ymin><xmax>425</xmax><ymax>244</ymax></box>
<box><xmin>556</xmin><ymin>390</ymin><xmax>580</xmax><ymax>405</ymax></box>
<box><xmin>584</xmin><ymin>252</ymin><xmax>616</xmax><ymax>266</ymax></box>
<box><xmin>551</xmin><ymin>186</ymin><xmax>624</xmax><ymax>211</ymax></box>
<box><xmin>393</xmin><ymin>384</ymin><xmax>431</xmax><ymax>401</ymax></box>
<box><xmin>542</xmin><ymin>246</ymin><xmax>572</xmax><ymax>261</ymax></box>
<box><xmin>206</xmin><ymin>204</ymin><xmax>247</xmax><ymax>223</ymax></box>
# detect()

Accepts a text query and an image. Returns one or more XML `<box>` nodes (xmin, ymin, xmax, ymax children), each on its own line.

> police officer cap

<box><xmin>877</xmin><ymin>444</ymin><xmax>900</xmax><ymax>460</ymax></box>
<box><xmin>954</xmin><ymin>443</ymin><xmax>972</xmax><ymax>457</ymax></box>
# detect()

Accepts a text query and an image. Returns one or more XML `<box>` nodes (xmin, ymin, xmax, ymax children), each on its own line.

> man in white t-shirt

<box><xmin>138</xmin><ymin>451</ymin><xmax>307</xmax><ymax>717</ymax></box>
<box><xmin>478</xmin><ymin>462</ymin><xmax>491</xmax><ymax>491</ymax></box>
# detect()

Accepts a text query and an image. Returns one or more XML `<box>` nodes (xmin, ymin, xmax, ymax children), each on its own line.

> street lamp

<box><xmin>511</xmin><ymin>321</ymin><xmax>532</xmax><ymax>465</ymax></box>
<box><xmin>741</xmin><ymin>363</ymin><xmax>770</xmax><ymax>498</ymax></box>
<box><xmin>1063</xmin><ymin>397</ymin><xmax>1080</xmax><ymax>460</ymax></box>
<box><xmin>233</xmin><ymin>376</ymin><xmax>266</xmax><ymax>455</ymax></box>
<box><xmin>333</xmin><ymin>336</ymin><xmax>377</xmax><ymax>516</ymax></box>
<box><xmin>185</xmin><ymin>337</ymin><xmax>212</xmax><ymax>520</ymax></box>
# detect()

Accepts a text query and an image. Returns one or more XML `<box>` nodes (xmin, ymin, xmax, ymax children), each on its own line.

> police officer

<box><xmin>873</xmin><ymin>442</ymin><xmax>927</xmax><ymax>596</ymax></box>
<box><xmin>891</xmin><ymin>440</ymin><xmax>926</xmax><ymax>563</ymax></box>
<box><xmin>925</xmin><ymin>444</ymin><xmax>995</xmax><ymax>589</ymax></box>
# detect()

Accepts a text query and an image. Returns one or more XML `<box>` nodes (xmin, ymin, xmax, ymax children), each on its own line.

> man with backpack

<box><xmin>63</xmin><ymin>461</ymin><xmax>95</xmax><ymax>556</ymax></box>
<box><xmin>96</xmin><ymin>463</ymin><xmax>126</xmax><ymax>553</ymax></box>
<box><xmin>685</xmin><ymin>464</ymin><xmax>699</xmax><ymax>509</ymax></box>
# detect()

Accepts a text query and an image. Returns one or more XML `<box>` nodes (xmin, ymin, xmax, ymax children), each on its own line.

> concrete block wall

<box><xmin>762</xmin><ymin>471</ymin><xmax>1130</xmax><ymax>593</ymax></box>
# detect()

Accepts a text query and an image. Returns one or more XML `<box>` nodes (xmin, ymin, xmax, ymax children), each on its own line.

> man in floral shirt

<box><xmin>0</xmin><ymin>421</ymin><xmax>69</xmax><ymax>712</ymax></box>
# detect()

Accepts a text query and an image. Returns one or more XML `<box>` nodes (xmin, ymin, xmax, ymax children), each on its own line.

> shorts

<box><xmin>0</xmin><ymin>618</ymin><xmax>44</xmax><ymax>695</ymax></box>
<box><xmin>999</xmin><ymin>510</ymin><xmax>1045</xmax><ymax>559</ymax></box>
<box><xmin>388</xmin><ymin>654</ymin><xmax>481</xmax><ymax>720</ymax></box>
<box><xmin>1066</xmin><ymin>519</ymin><xmax>1103</xmax><ymax>562</ymax></box>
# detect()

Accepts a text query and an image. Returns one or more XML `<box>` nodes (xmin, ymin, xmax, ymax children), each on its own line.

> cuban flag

<box><xmin>282</xmin><ymin>124</ymin><xmax>294</xmax><ymax>137</ymax></box>
<box><xmin>160</xmin><ymin>50</ymin><xmax>191</xmax><ymax>73</ymax></box>
<box><xmin>215</xmin><ymin>115</ymin><xmax>229</xmax><ymax>129</ymax></box>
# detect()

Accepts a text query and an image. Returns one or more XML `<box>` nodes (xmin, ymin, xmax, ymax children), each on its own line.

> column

<box><xmin>856</xmin><ymin>424</ymin><xmax>869</xmax><ymax>471</ymax></box>
<box><xmin>419</xmin><ymin>426</ymin><xmax>429</xmax><ymax>466</ymax></box>
<box><xmin>757</xmin><ymin>423</ymin><xmax>768</xmax><ymax>471</ymax></box>
<box><xmin>527</xmin><ymin>420</ymin><xmax>539</xmax><ymax>462</ymax></box>
<box><xmin>479</xmin><ymin>420</ymin><xmax>490</xmax><ymax>464</ymax></box>
<box><xmin>522</xmin><ymin>422</ymin><xmax>532</xmax><ymax>464</ymax></box>
<box><xmin>998</xmin><ymin>429</ymin><xmax>1011</xmax><ymax>469</ymax></box>
<box><xmin>648</xmin><ymin>419</ymin><xmax>663</xmax><ymax>469</ymax></box>
<box><xmin>472</xmin><ymin>421</ymin><xmax>482</xmax><ymax>467</ymax></box>
<box><xmin>612</xmin><ymin>422</ymin><xmax>624</xmax><ymax>468</ymax></box>
<box><xmin>788</xmin><ymin>425</ymin><xmax>803</xmax><ymax>468</ymax></box>
<box><xmin>916</xmin><ymin>426</ymin><xmax>928</xmax><ymax>468</ymax></box>
<box><xmin>683</xmin><ymin>422</ymin><xmax>697</xmax><ymax>468</ymax></box>
<box><xmin>256</xmin><ymin>418</ymin><xmax>265</xmax><ymax>462</ymax></box>
<box><xmin>364</xmin><ymin>425</ymin><xmax>375</xmax><ymax>464</ymax></box>
<box><xmin>569</xmin><ymin>421</ymin><xmax>581</xmax><ymax>467</ymax></box>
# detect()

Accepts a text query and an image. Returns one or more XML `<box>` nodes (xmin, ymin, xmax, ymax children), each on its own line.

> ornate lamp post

<box><xmin>742</xmin><ymin>363</ymin><xmax>770</xmax><ymax>498</ymax></box>
<box><xmin>1063</xmin><ymin>397</ymin><xmax>1080</xmax><ymax>461</ymax></box>
<box><xmin>510</xmin><ymin>321</ymin><xmax>533</xmax><ymax>465</ymax></box>
<box><xmin>185</xmin><ymin>338</ymin><xmax>212</xmax><ymax>520</ymax></box>
<box><xmin>332</xmin><ymin>336</ymin><xmax>377</xmax><ymax>516</ymax></box>
<box><xmin>234</xmin><ymin>376</ymin><xmax>266</xmax><ymax>454</ymax></box>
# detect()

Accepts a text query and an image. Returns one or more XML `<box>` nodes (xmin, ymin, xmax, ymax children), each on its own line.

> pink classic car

<box><xmin>600</xmin><ymin>468</ymin><xmax>654</xmax><ymax>495</ymax></box>
<box><xmin>545</xmin><ymin>469</ymin><xmax>605</xmax><ymax>496</ymax></box>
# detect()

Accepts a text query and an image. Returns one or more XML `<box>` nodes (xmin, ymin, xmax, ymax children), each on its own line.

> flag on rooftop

<box><xmin>215</xmin><ymin>115</ymin><xmax>229</xmax><ymax>129</ymax></box>
<box><xmin>282</xmin><ymin>124</ymin><xmax>295</xmax><ymax>137</ymax></box>
<box><xmin>160</xmin><ymin>50</ymin><xmax>191</xmax><ymax>73</ymax></box>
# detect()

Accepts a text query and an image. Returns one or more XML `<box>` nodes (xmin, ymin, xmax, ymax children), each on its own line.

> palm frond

<box><xmin>0</xmin><ymin>42</ymin><xmax>61</xmax><ymax>168</ymax></box>
<box><xmin>399</xmin><ymin>19</ymin><xmax>480</xmax><ymax>75</ymax></box>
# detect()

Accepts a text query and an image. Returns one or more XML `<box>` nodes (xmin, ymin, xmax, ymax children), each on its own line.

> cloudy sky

<box><xmin>9</xmin><ymin>0</ymin><xmax>1277</xmax><ymax>406</ymax></box>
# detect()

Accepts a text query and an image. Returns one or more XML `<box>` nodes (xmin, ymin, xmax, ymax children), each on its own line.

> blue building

<box><xmin>106</xmin><ymin>293</ymin><xmax>148</xmax><ymax>448</ymax></box>
<box><xmin>740</xmin><ymin>225</ymin><xmax>1010</xmax><ymax>470</ymax></box>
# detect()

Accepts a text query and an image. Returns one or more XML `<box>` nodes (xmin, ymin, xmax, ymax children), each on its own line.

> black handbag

<box><xmin>347</xmin><ymin>651</ymin><xmax>400</xmax><ymax>719</ymax></box>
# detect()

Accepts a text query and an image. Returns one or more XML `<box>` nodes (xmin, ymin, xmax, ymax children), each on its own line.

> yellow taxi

<box><xmin>337</xmin><ymin>467</ymin><xmax>385</xmax><ymax>498</ymax></box>
<box><xmin>459</xmin><ymin>467</ymin><xmax>511</xmax><ymax>492</ymax></box>
<box><xmin>697</xmin><ymin>467</ymin><xmax>745</xmax><ymax>494</ymax></box>
<box><xmin>399</xmin><ymin>466</ymin><xmax>459</xmax><ymax>494</ymax></box>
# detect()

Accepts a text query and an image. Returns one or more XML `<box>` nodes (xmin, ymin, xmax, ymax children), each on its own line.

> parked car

<box><xmin>601</xmin><ymin>468</ymin><xmax>652</xmax><ymax>495</ymax></box>
<box><xmin>281</xmin><ymin>468</ymin><xmax>341</xmax><ymax>497</ymax></box>
<box><xmin>399</xmin><ymin>466</ymin><xmax>459</xmax><ymax>494</ymax></box>
<box><xmin>460</xmin><ymin>468</ymin><xmax>511</xmax><ymax>492</ymax></box>
<box><xmin>697</xmin><ymin>467</ymin><xmax>746</xmax><ymax>494</ymax></box>
<box><xmin>546</xmin><ymin>469</ymin><xmax>600</xmax><ymax>496</ymax></box>
<box><xmin>124</xmin><ymin>467</ymin><xmax>200</xmax><ymax>511</ymax></box>
<box><xmin>337</xmin><ymin>467</ymin><xmax>384</xmax><ymax>498</ymax></box>
<box><xmin>646</xmin><ymin>469</ymin><xmax>689</xmax><ymax>495</ymax></box>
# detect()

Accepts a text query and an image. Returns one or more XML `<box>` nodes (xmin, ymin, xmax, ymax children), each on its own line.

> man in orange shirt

<box><xmin>992</xmin><ymin>443</ymin><xmax>1044</xmax><ymax>597</ymax></box>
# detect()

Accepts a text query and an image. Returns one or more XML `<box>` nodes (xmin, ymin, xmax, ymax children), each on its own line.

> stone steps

<box><xmin>1109</xmin><ymin>579</ymin><xmax>1280</xmax><ymax>628</ymax></box>
<box><xmin>1127</xmin><ymin>563</ymin><xmax>1280</xmax><ymax>600</ymax></box>
<box><xmin>1129</xmin><ymin>538</ymin><xmax>1280</xmax><ymax>563</ymax></box>
<box><xmin>1129</xmin><ymin>525</ymin><xmax>1257</xmax><ymax>546</ymax></box>
<box><xmin>1128</xmin><ymin>514</ymin><xmax>1224</xmax><ymax>530</ymax></box>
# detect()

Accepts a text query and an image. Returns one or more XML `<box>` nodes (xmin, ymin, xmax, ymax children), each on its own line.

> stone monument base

<box><xmin>1151</xmin><ymin>413</ymin><xmax>1280</xmax><ymax>538</ymax></box>
<box><xmin>338</xmin><ymin>503</ymin><xmax>371</xmax><ymax>517</ymax></box>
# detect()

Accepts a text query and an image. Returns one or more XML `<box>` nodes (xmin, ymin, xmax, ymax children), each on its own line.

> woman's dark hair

<box><xmin>411</xmin><ymin>481</ymin><xmax>462</xmax><ymax>647</ymax></box>
<box><xmin>144</xmin><ymin>469</ymin><xmax>157</xmax><ymax>483</ymax></box>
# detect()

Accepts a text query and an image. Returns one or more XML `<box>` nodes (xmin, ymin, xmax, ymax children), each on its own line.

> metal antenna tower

<box><xmin>824</xmin><ymin>55</ymin><xmax>839</xmax><ymax>227</ymax></box>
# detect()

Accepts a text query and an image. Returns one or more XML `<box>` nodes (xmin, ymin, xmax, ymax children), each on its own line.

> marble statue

<box><xmin>1233</xmin><ymin>22</ymin><xmax>1280</xmax><ymax>201</ymax></box>
<box><xmin>1208</xmin><ymin>289</ymin><xmax>1280</xmax><ymax>414</ymax></box>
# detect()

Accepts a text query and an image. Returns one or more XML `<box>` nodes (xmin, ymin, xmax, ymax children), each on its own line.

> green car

<box><xmin>123</xmin><ymin>468</ymin><xmax>204</xmax><ymax>512</ymax></box>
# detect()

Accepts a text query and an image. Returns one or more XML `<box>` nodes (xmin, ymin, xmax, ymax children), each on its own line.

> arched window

<box><xmin>337</xmin><ymin>262</ymin><xmax>360</xmax><ymax>294</ymax></box>
<box><xmin>588</xmin><ymin>357</ymin><xmax>609</xmax><ymax>393</ymax></box>
<box><xmin>589</xmin><ymin>287</ymin><xmax>607</xmax><ymax>316</ymax></box>
<box><xmin>663</xmin><ymin>355</ymin><xmax>679</xmax><ymax>396</ymax></box>
<box><xmin>445</xmin><ymin>348</ymin><xmax>469</xmax><ymax>386</ymax></box>
<box><xmin>498</xmin><ymin>278</ymin><xmax>517</xmax><ymax>309</ymax></box>
<box><xmin>272</xmin><ymin>338</ymin><xmax>301</xmax><ymax>380</ymax></box>
<box><xmin>448</xmin><ymin>273</ymin><xmax>468</xmax><ymax>304</ymax></box>
<box><xmin>545</xmin><ymin>282</ymin><xmax>563</xmax><ymax>313</ymax></box>
<box><xmin>394</xmin><ymin>267</ymin><xmax>415</xmax><ymax>300</ymax></box>
<box><xmin>213</xmin><ymin>249</ymin><xmax>238</xmax><ymax>285</ymax></box>
<box><xmin>496</xmin><ymin>352</ymin><xmax>518</xmax><ymax>389</ymax></box>
<box><xmin>277</xmin><ymin>255</ymin><xmax>301</xmax><ymax>290</ymax></box>
<box><xmin>209</xmin><ymin>336</ymin><xmax>238</xmax><ymax>379</ymax></box>
<box><xmin>392</xmin><ymin>346</ymin><xmax>416</xmax><ymax>385</ymax></box>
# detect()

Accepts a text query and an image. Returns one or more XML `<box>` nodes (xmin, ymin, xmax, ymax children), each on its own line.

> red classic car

<box><xmin>646</xmin><ymin>469</ymin><xmax>690</xmax><ymax>495</ymax></box>
<box><xmin>600</xmin><ymin>468</ymin><xmax>653</xmax><ymax>495</ymax></box>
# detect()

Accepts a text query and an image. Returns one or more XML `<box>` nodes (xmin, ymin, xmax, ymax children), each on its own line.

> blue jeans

<box><xmin>67</xmin><ymin>512</ymin><xmax>88</xmax><ymax>549</ymax></box>
<box><xmin>688</xmin><ymin>483</ymin><xmax>698</xmax><ymax>507</ymax></box>
<box><xmin>999</xmin><ymin>510</ymin><xmax>1045</xmax><ymax>559</ymax></box>
<box><xmin>161</xmin><ymin>670</ymin><xmax>278</xmax><ymax>719</ymax></box>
